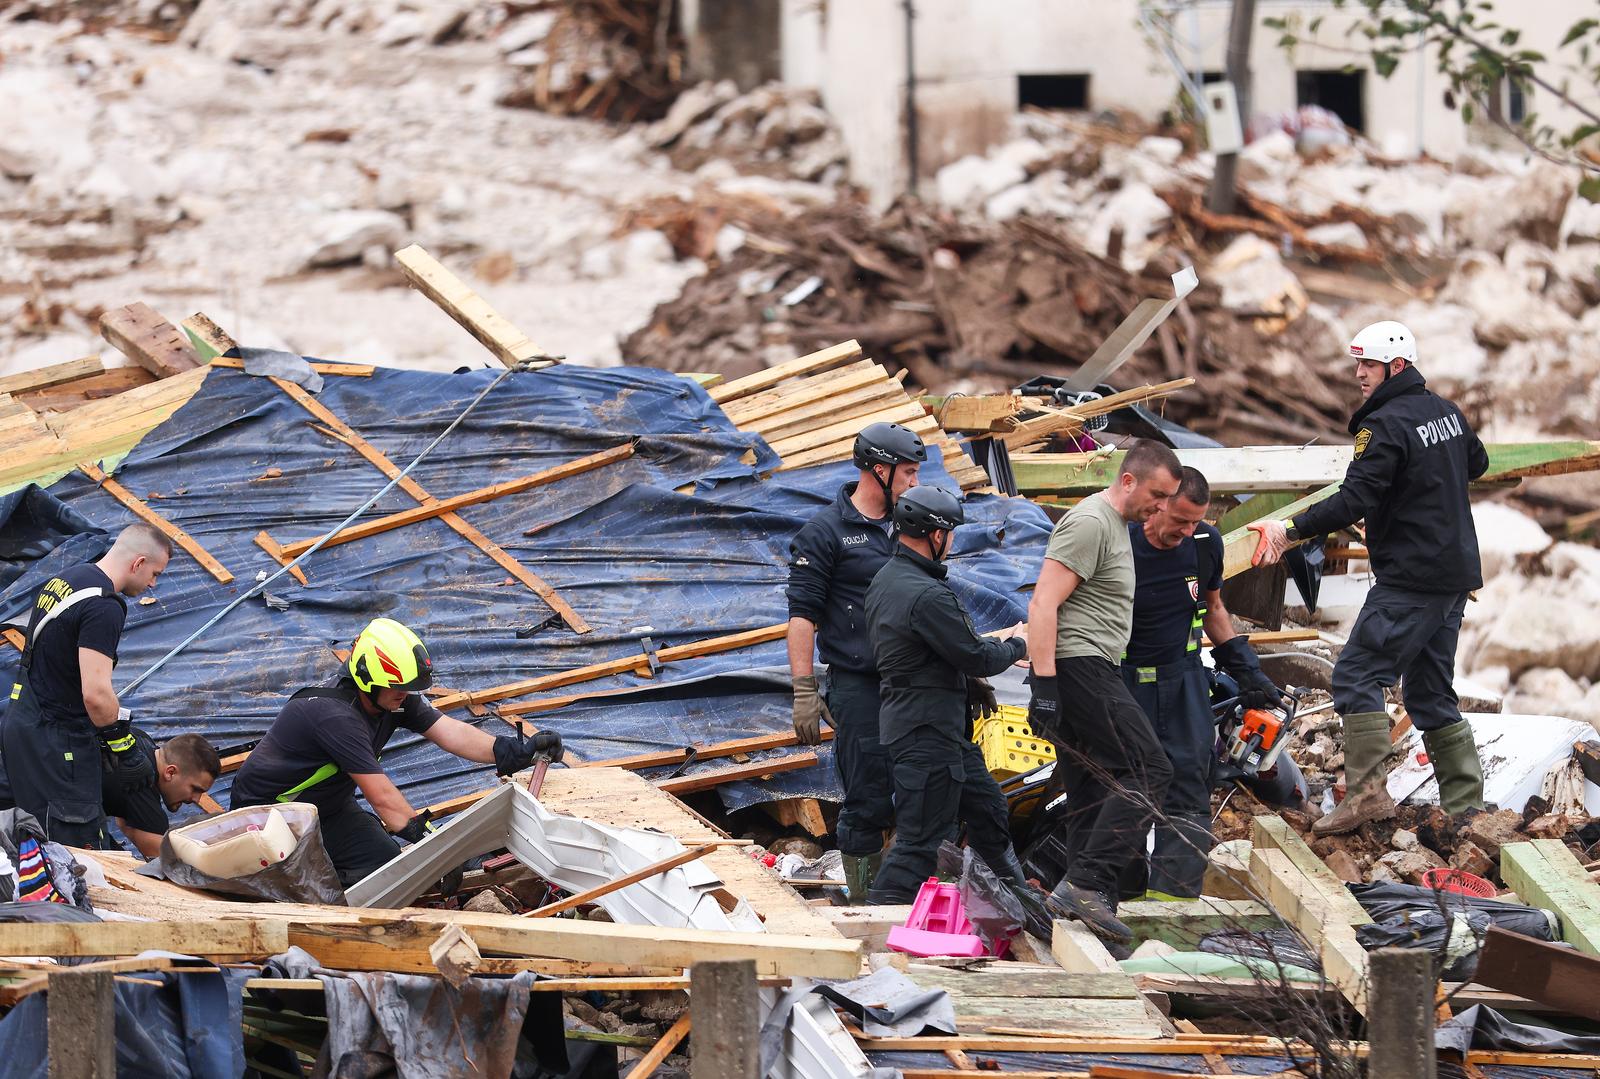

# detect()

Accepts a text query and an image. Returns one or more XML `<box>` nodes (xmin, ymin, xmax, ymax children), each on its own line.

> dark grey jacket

<box><xmin>784</xmin><ymin>483</ymin><xmax>895</xmax><ymax>675</ymax></box>
<box><xmin>866</xmin><ymin>546</ymin><xmax>1025</xmax><ymax>744</ymax></box>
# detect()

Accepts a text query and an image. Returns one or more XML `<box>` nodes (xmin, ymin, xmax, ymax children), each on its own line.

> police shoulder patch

<box><xmin>1353</xmin><ymin>427</ymin><xmax>1373</xmax><ymax>458</ymax></box>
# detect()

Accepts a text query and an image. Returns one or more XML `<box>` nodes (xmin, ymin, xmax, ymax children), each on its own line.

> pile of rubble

<box><xmin>645</xmin><ymin>81</ymin><xmax>849</xmax><ymax>185</ymax></box>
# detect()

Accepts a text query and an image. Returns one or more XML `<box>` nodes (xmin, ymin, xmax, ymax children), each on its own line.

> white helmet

<box><xmin>1348</xmin><ymin>321</ymin><xmax>1417</xmax><ymax>366</ymax></box>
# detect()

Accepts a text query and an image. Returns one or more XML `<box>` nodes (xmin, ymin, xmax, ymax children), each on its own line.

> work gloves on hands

<box><xmin>1212</xmin><ymin>636</ymin><xmax>1283</xmax><ymax>711</ymax></box>
<box><xmin>966</xmin><ymin>678</ymin><xmax>999</xmax><ymax>726</ymax></box>
<box><xmin>1026</xmin><ymin>674</ymin><xmax>1060</xmax><ymax>738</ymax></box>
<box><xmin>396</xmin><ymin>810</ymin><xmax>436</xmax><ymax>844</ymax></box>
<box><xmin>791</xmin><ymin>674</ymin><xmax>831</xmax><ymax>746</ymax></box>
<box><xmin>493</xmin><ymin>729</ymin><xmax>565</xmax><ymax>776</ymax></box>
<box><xmin>98</xmin><ymin>711</ymin><xmax>155</xmax><ymax>796</ymax></box>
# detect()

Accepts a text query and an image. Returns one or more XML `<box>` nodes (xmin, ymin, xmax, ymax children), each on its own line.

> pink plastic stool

<box><xmin>885</xmin><ymin>878</ymin><xmax>1008</xmax><ymax>958</ymax></box>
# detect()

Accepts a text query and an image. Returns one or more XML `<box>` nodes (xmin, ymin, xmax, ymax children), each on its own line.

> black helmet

<box><xmin>893</xmin><ymin>485</ymin><xmax>964</xmax><ymax>538</ymax></box>
<box><xmin>853</xmin><ymin>422</ymin><xmax>928</xmax><ymax>471</ymax></box>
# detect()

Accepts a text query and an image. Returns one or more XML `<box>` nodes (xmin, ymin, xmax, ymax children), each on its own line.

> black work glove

<box><xmin>493</xmin><ymin>730</ymin><xmax>565</xmax><ymax>776</ymax></box>
<box><xmin>966</xmin><ymin>678</ymin><xmax>999</xmax><ymax>725</ymax></box>
<box><xmin>396</xmin><ymin>810</ymin><xmax>435</xmax><ymax>844</ymax></box>
<box><xmin>1027</xmin><ymin>674</ymin><xmax>1060</xmax><ymax>737</ymax></box>
<box><xmin>1212</xmin><ymin>635</ymin><xmax>1282</xmax><ymax>711</ymax></box>
<box><xmin>98</xmin><ymin>716</ymin><xmax>155</xmax><ymax>796</ymax></box>
<box><xmin>791</xmin><ymin>674</ymin><xmax>831</xmax><ymax>746</ymax></box>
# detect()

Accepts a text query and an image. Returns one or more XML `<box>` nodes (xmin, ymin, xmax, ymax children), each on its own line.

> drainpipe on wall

<box><xmin>903</xmin><ymin>0</ymin><xmax>919</xmax><ymax>196</ymax></box>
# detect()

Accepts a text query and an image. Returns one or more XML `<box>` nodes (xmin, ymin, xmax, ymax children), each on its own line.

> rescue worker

<box><xmin>231</xmin><ymin>618</ymin><xmax>562</xmax><ymax>886</ymax></box>
<box><xmin>1121</xmin><ymin>466</ymin><xmax>1293</xmax><ymax>898</ymax></box>
<box><xmin>1251</xmin><ymin>321</ymin><xmax>1488</xmax><ymax>835</ymax></box>
<box><xmin>105</xmin><ymin>732</ymin><xmax>221</xmax><ymax>859</ymax></box>
<box><xmin>861</xmin><ymin>486</ymin><xmax>1051</xmax><ymax>935</ymax></box>
<box><xmin>1026</xmin><ymin>439</ymin><xmax>1180</xmax><ymax>944</ymax></box>
<box><xmin>2</xmin><ymin>523</ymin><xmax>170</xmax><ymax>846</ymax></box>
<box><xmin>786</xmin><ymin>421</ymin><xmax>926</xmax><ymax>902</ymax></box>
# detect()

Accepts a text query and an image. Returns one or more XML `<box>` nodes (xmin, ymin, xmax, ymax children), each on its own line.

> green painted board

<box><xmin>1501</xmin><ymin>839</ymin><xmax>1600</xmax><ymax>957</ymax></box>
<box><xmin>1118</xmin><ymin>898</ymin><xmax>1279</xmax><ymax>949</ymax></box>
<box><xmin>1251</xmin><ymin>815</ymin><xmax>1372</xmax><ymax>926</ymax></box>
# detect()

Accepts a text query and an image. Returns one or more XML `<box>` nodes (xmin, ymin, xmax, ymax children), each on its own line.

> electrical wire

<box><xmin>120</xmin><ymin>365</ymin><xmax>521</xmax><ymax>697</ymax></box>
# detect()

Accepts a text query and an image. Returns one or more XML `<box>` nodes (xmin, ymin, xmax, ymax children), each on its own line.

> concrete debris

<box><xmin>301</xmin><ymin>210</ymin><xmax>408</xmax><ymax>269</ymax></box>
<box><xmin>650</xmin><ymin>82</ymin><xmax>848</xmax><ymax>184</ymax></box>
<box><xmin>1465</xmin><ymin>542</ymin><xmax>1600</xmax><ymax>684</ymax></box>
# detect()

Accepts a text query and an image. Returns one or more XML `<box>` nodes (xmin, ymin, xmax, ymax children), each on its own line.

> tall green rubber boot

<box><xmin>1313</xmin><ymin>711</ymin><xmax>1398</xmax><ymax>836</ymax></box>
<box><xmin>842</xmin><ymin>852</ymin><xmax>881</xmax><ymax>905</ymax></box>
<box><xmin>1422</xmin><ymin>721</ymin><xmax>1486</xmax><ymax>814</ymax></box>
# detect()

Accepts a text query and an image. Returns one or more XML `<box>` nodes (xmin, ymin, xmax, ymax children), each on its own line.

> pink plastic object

<box><xmin>885</xmin><ymin>878</ymin><xmax>1007</xmax><ymax>958</ymax></box>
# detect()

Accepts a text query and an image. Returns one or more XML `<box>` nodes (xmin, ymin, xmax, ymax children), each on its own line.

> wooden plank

<box><xmin>778</xmin><ymin>413</ymin><xmax>942</xmax><ymax>471</ymax></box>
<box><xmin>936</xmin><ymin>395</ymin><xmax>1023</xmax><ymax>433</ymax></box>
<box><xmin>98</xmin><ymin>302</ymin><xmax>203</xmax><ymax>378</ymax></box>
<box><xmin>1050</xmin><ymin>920</ymin><xmax>1124</xmax><ymax>975</ymax></box>
<box><xmin>1474</xmin><ymin>924</ymin><xmax>1600</xmax><ymax>1022</ymax></box>
<box><xmin>763</xmin><ymin>797</ymin><xmax>829</xmax><ymax>837</ymax></box>
<box><xmin>656</xmin><ymin>752</ymin><xmax>818</xmax><ymax>794</ymax></box>
<box><xmin>1248</xmin><ymin>846</ymin><xmax>1369</xmax><ymax>1014</ymax></box>
<box><xmin>395</xmin><ymin>244</ymin><xmax>552</xmax><ymax>368</ymax></box>
<box><xmin>0</xmin><ymin>920</ymin><xmax>286</xmax><ymax>959</ymax></box>
<box><xmin>253</xmin><ymin>530</ymin><xmax>309</xmax><ymax>586</ymax></box>
<box><xmin>625</xmin><ymin>1011</ymin><xmax>691</xmax><ymax>1079</ymax></box>
<box><xmin>0</xmin><ymin>356</ymin><xmax>103</xmax><ymax>396</ymax></box>
<box><xmin>526</xmin><ymin>844</ymin><xmax>716</xmax><ymax>917</ymax></box>
<box><xmin>720</xmin><ymin>359</ymin><xmax>881</xmax><ymax>422</ymax></box>
<box><xmin>2</xmin><ymin>628</ymin><xmax>24</xmax><ymax>650</ymax></box>
<box><xmin>1117</xmin><ymin>899</ymin><xmax>1277</xmax><ymax>949</ymax></box>
<box><xmin>763</xmin><ymin>399</ymin><xmax>926</xmax><ymax>459</ymax></box>
<box><xmin>0</xmin><ymin>956</ymin><xmax>177</xmax><ymax>1005</ymax></box>
<box><xmin>1219</xmin><ymin>483</ymin><xmax>1342</xmax><ymax>580</ymax></box>
<box><xmin>431</xmin><ymin>624</ymin><xmax>787</xmax><ymax>711</ymax></box>
<box><xmin>78</xmin><ymin>462</ymin><xmax>234</xmax><ymax>584</ymax></box>
<box><xmin>1250</xmin><ymin>815</ymin><xmax>1371</xmax><ymax>926</ymax></box>
<box><xmin>708</xmin><ymin>340</ymin><xmax>862</xmax><ymax>404</ymax></box>
<box><xmin>270</xmin><ymin>376</ymin><xmax>590</xmax><ymax>633</ymax></box>
<box><xmin>904</xmin><ymin>965</ymin><xmax>1138</xmax><ymax>1000</ymax></box>
<box><xmin>744</xmin><ymin>381</ymin><xmax>905</xmax><ymax>442</ymax></box>
<box><xmin>209</xmin><ymin>356</ymin><xmax>375</xmax><ymax>377</ymax></box>
<box><xmin>1500</xmin><ymin>839</ymin><xmax>1600</xmax><ymax>956</ymax></box>
<box><xmin>277</xmin><ymin>443</ymin><xmax>634</xmax><ymax>557</ymax></box>
<box><xmin>179</xmin><ymin>312</ymin><xmax>235</xmax><ymax>360</ymax></box>
<box><xmin>820</xmin><ymin>906</ymin><xmax>914</xmax><ymax>953</ymax></box>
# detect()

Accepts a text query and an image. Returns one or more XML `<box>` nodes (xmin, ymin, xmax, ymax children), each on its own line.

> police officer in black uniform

<box><xmin>1252</xmin><ymin>320</ymin><xmax>1489</xmax><ymax>835</ymax></box>
<box><xmin>786</xmin><ymin>422</ymin><xmax>926</xmax><ymax>902</ymax></box>
<box><xmin>861</xmin><ymin>486</ymin><xmax>1050</xmax><ymax>933</ymax></box>
<box><xmin>3</xmin><ymin>523</ymin><xmax>170</xmax><ymax>846</ymax></box>
<box><xmin>1120</xmin><ymin>466</ymin><xmax>1296</xmax><ymax>898</ymax></box>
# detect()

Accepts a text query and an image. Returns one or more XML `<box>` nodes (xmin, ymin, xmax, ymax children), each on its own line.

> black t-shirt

<box><xmin>229</xmin><ymin>677</ymin><xmax>441</xmax><ymax>813</ymax></box>
<box><xmin>21</xmin><ymin>565</ymin><xmax>126</xmax><ymax>724</ymax></box>
<box><xmin>103</xmin><ymin>727</ymin><xmax>167</xmax><ymax>836</ymax></box>
<box><xmin>1125</xmin><ymin>523</ymin><xmax>1223</xmax><ymax>666</ymax></box>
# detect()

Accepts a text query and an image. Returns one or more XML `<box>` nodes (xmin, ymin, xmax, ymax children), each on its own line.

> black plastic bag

<box><xmin>1349</xmin><ymin>880</ymin><xmax>1557</xmax><ymax>927</ymax></box>
<box><xmin>1198</xmin><ymin>928</ymin><xmax>1321</xmax><ymax>972</ymax></box>
<box><xmin>958</xmin><ymin>847</ymin><xmax>1023</xmax><ymax>953</ymax></box>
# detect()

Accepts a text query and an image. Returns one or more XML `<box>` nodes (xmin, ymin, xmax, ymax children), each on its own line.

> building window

<box><xmin>1490</xmin><ymin>76</ymin><xmax>1529</xmax><ymax>125</ymax></box>
<box><xmin>1200</xmin><ymin>71</ymin><xmax>1227</xmax><ymax>85</ymax></box>
<box><xmin>1296</xmin><ymin>69</ymin><xmax>1365</xmax><ymax>132</ymax></box>
<box><xmin>1018</xmin><ymin>74</ymin><xmax>1090</xmax><ymax>111</ymax></box>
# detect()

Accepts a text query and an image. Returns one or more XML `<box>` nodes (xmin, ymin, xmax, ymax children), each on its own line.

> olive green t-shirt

<box><xmin>1043</xmin><ymin>491</ymin><xmax>1135</xmax><ymax>663</ymax></box>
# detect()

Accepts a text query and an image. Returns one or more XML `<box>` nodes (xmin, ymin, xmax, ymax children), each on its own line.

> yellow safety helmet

<box><xmin>348</xmin><ymin>618</ymin><xmax>434</xmax><ymax>694</ymax></box>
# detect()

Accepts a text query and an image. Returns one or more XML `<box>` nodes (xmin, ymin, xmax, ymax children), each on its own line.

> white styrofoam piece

<box><xmin>1387</xmin><ymin>712</ymin><xmax>1600</xmax><ymax>814</ymax></box>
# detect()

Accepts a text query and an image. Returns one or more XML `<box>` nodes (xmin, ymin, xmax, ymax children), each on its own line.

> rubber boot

<box><xmin>991</xmin><ymin>846</ymin><xmax>1055</xmax><ymax>941</ymax></box>
<box><xmin>1313</xmin><ymin>711</ymin><xmax>1398</xmax><ymax>837</ymax></box>
<box><xmin>841</xmin><ymin>852</ymin><xmax>881</xmax><ymax>905</ymax></box>
<box><xmin>1422</xmin><ymin>721</ymin><xmax>1486</xmax><ymax>814</ymax></box>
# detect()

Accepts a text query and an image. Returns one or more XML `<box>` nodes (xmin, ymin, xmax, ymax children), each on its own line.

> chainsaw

<box><xmin>1214</xmin><ymin>685</ymin><xmax>1302</xmax><ymax>780</ymax></box>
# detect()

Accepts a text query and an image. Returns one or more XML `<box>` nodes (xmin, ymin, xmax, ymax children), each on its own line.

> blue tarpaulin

<box><xmin>0</xmin><ymin>361</ymin><xmax>1050</xmax><ymax>821</ymax></box>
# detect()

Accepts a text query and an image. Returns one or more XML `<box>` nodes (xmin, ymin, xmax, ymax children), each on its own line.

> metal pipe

<box><xmin>903</xmin><ymin>0</ymin><xmax>919</xmax><ymax>196</ymax></box>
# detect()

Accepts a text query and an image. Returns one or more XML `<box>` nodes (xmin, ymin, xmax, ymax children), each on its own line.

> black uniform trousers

<box><xmin>825</xmin><ymin>668</ymin><xmax>895</xmax><ymax>857</ymax></box>
<box><xmin>0</xmin><ymin>678</ymin><xmax>107</xmax><ymax>848</ymax></box>
<box><xmin>1332</xmin><ymin>583</ymin><xmax>1470</xmax><ymax>732</ymax></box>
<box><xmin>1038</xmin><ymin>655</ymin><xmax>1174</xmax><ymax>898</ymax></box>
<box><xmin>314</xmin><ymin>797</ymin><xmax>400</xmax><ymax>888</ymax></box>
<box><xmin>868</xmin><ymin>714</ymin><xmax>1013</xmax><ymax>904</ymax></box>
<box><xmin>1119</xmin><ymin>655</ymin><xmax>1215</xmax><ymax>897</ymax></box>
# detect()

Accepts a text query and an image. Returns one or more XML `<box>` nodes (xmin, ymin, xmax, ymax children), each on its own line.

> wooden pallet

<box><xmin>713</xmin><ymin>340</ymin><xmax>991</xmax><ymax>491</ymax></box>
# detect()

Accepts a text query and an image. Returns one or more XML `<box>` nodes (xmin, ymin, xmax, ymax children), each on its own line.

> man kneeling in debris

<box><xmin>1251</xmin><ymin>321</ymin><xmax>1488</xmax><ymax>835</ymax></box>
<box><xmin>231</xmin><ymin>618</ymin><xmax>562</xmax><ymax>886</ymax></box>
<box><xmin>862</xmin><ymin>486</ymin><xmax>1052</xmax><ymax>934</ymax></box>
<box><xmin>107</xmin><ymin>731</ymin><xmax>221</xmax><ymax>859</ymax></box>
<box><xmin>1122</xmin><ymin>466</ymin><xmax>1300</xmax><ymax>899</ymax></box>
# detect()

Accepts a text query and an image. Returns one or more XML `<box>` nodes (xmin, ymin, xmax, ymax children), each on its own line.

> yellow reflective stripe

<box><xmin>106</xmin><ymin>735</ymin><xmax>136</xmax><ymax>753</ymax></box>
<box><xmin>9</xmin><ymin>684</ymin><xmax>18</xmax><ymax>700</ymax></box>
<box><xmin>277</xmin><ymin>763</ymin><xmax>341</xmax><ymax>802</ymax></box>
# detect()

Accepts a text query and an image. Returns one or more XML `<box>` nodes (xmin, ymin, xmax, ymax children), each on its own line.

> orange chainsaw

<box><xmin>1216</xmin><ymin>686</ymin><xmax>1301</xmax><ymax>779</ymax></box>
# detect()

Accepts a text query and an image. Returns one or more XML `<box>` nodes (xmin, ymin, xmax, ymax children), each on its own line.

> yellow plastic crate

<box><xmin>973</xmin><ymin>705</ymin><xmax>1056</xmax><ymax>778</ymax></box>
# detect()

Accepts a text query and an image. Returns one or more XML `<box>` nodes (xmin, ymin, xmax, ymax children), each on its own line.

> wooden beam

<box><xmin>78</xmin><ymin>462</ymin><xmax>234</xmax><ymax>584</ymax></box>
<box><xmin>2</xmin><ymin>628</ymin><xmax>24</xmax><ymax>650</ymax></box>
<box><xmin>208</xmin><ymin>356</ymin><xmax>374</xmax><ymax>377</ymax></box>
<box><xmin>526</xmin><ymin>844</ymin><xmax>717</xmax><ymax>917</ymax></box>
<box><xmin>1219</xmin><ymin>483</ymin><xmax>1343</xmax><ymax>580</ymax></box>
<box><xmin>708</xmin><ymin>340</ymin><xmax>862</xmax><ymax>404</ymax></box>
<box><xmin>0</xmin><ymin>920</ymin><xmax>286</xmax><ymax>959</ymax></box>
<box><xmin>253</xmin><ymin>530</ymin><xmax>308</xmax><ymax>586</ymax></box>
<box><xmin>1117</xmin><ymin>899</ymin><xmax>1277</xmax><ymax>949</ymax></box>
<box><xmin>1050</xmin><ymin>920</ymin><xmax>1124</xmax><ymax>975</ymax></box>
<box><xmin>1250</xmin><ymin>815</ymin><xmax>1372</xmax><ymax>926</ymax></box>
<box><xmin>275</xmin><ymin>443</ymin><xmax>633</xmax><ymax>557</ymax></box>
<box><xmin>1474</xmin><ymin>924</ymin><xmax>1600</xmax><ymax>1022</ymax></box>
<box><xmin>656</xmin><ymin>752</ymin><xmax>819</xmax><ymax>794</ymax></box>
<box><xmin>394</xmin><ymin>244</ymin><xmax>552</xmax><ymax>369</ymax></box>
<box><xmin>179</xmin><ymin>312</ymin><xmax>236</xmax><ymax>360</ymax></box>
<box><xmin>0</xmin><ymin>356</ymin><xmax>103</xmax><ymax>396</ymax></box>
<box><xmin>1500</xmin><ymin>840</ymin><xmax>1600</xmax><ymax>956</ymax></box>
<box><xmin>99</xmin><ymin>302</ymin><xmax>203</xmax><ymax>378</ymax></box>
<box><xmin>269</xmin><ymin>375</ymin><xmax>590</xmax><ymax>632</ymax></box>
<box><xmin>625</xmin><ymin>1011</ymin><xmax>691</xmax><ymax>1079</ymax></box>
<box><xmin>763</xmin><ymin>797</ymin><xmax>829</xmax><ymax>837</ymax></box>
<box><xmin>431</xmin><ymin>624</ymin><xmax>787</xmax><ymax>711</ymax></box>
<box><xmin>1248</xmin><ymin>846</ymin><xmax>1369</xmax><ymax>1014</ymax></box>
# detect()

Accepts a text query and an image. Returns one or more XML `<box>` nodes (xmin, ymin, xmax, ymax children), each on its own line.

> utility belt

<box><xmin>1121</xmin><ymin>651</ymin><xmax>1205</xmax><ymax>685</ymax></box>
<box><xmin>882</xmin><ymin>672</ymin><xmax>965</xmax><ymax>692</ymax></box>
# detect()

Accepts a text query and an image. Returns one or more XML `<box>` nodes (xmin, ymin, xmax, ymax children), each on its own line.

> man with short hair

<box><xmin>786</xmin><ymin>422</ymin><xmax>926</xmax><ymax>902</ymax></box>
<box><xmin>1121</xmin><ymin>467</ymin><xmax>1287</xmax><ymax>898</ymax></box>
<box><xmin>1026</xmin><ymin>439</ymin><xmax>1181</xmax><ymax>943</ymax></box>
<box><xmin>1252</xmin><ymin>321</ymin><xmax>1489</xmax><ymax>835</ymax></box>
<box><xmin>3</xmin><ymin>522</ymin><xmax>171</xmax><ymax>846</ymax></box>
<box><xmin>107</xmin><ymin>731</ymin><xmax>222</xmax><ymax>858</ymax></box>
<box><xmin>232</xmin><ymin>618</ymin><xmax>564</xmax><ymax>887</ymax></box>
